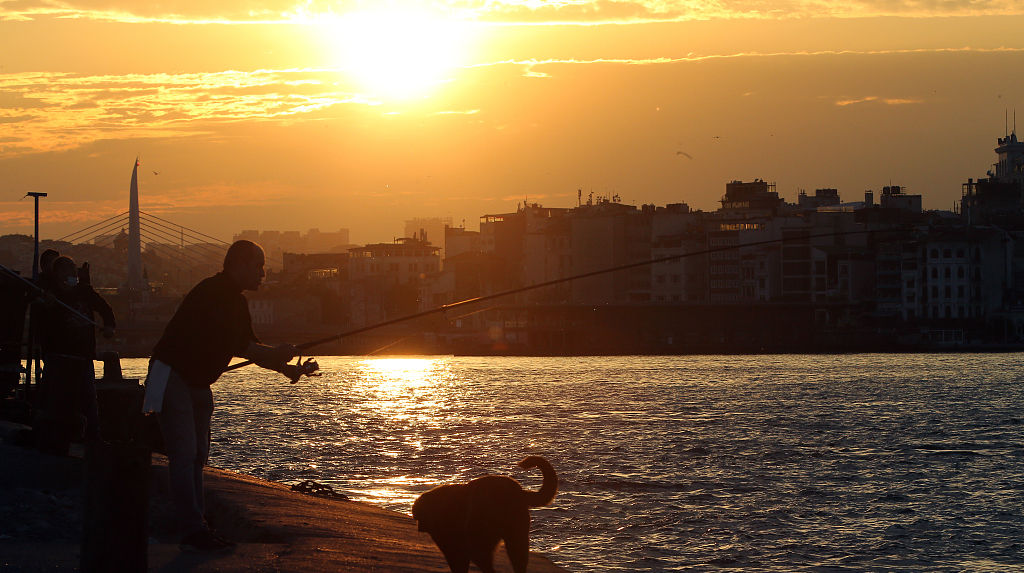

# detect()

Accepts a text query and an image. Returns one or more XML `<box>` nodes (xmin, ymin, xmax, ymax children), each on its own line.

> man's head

<box><xmin>51</xmin><ymin>256</ymin><xmax>78</xmax><ymax>291</ymax></box>
<box><xmin>223</xmin><ymin>240</ymin><xmax>265</xmax><ymax>291</ymax></box>
<box><xmin>39</xmin><ymin>249</ymin><xmax>60</xmax><ymax>276</ymax></box>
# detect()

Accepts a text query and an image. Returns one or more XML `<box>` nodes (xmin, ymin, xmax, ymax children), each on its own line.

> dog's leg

<box><xmin>469</xmin><ymin>546</ymin><xmax>497</xmax><ymax>573</ymax></box>
<box><xmin>503</xmin><ymin>530</ymin><xmax>530</xmax><ymax>573</ymax></box>
<box><xmin>431</xmin><ymin>533</ymin><xmax>471</xmax><ymax>573</ymax></box>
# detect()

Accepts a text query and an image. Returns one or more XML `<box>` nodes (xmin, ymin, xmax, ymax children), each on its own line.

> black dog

<box><xmin>412</xmin><ymin>456</ymin><xmax>557</xmax><ymax>573</ymax></box>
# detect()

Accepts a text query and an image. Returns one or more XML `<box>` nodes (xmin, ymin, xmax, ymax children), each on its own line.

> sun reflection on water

<box><xmin>346</xmin><ymin>356</ymin><xmax>454</xmax><ymax>426</ymax></box>
<box><xmin>360</xmin><ymin>357</ymin><xmax>437</xmax><ymax>389</ymax></box>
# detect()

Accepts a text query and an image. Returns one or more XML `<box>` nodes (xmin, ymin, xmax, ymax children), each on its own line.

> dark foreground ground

<box><xmin>0</xmin><ymin>421</ymin><xmax>567</xmax><ymax>572</ymax></box>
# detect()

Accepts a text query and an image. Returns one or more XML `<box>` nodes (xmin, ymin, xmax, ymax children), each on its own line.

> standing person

<box><xmin>148</xmin><ymin>240</ymin><xmax>300</xmax><ymax>552</ymax></box>
<box><xmin>35</xmin><ymin>256</ymin><xmax>116</xmax><ymax>452</ymax></box>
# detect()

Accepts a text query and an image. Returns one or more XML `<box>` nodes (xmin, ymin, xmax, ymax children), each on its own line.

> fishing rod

<box><xmin>0</xmin><ymin>262</ymin><xmax>98</xmax><ymax>326</ymax></box>
<box><xmin>226</xmin><ymin>226</ymin><xmax>908</xmax><ymax>374</ymax></box>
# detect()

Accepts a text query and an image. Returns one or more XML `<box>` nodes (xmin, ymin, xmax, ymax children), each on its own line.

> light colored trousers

<box><xmin>157</xmin><ymin>368</ymin><xmax>214</xmax><ymax>535</ymax></box>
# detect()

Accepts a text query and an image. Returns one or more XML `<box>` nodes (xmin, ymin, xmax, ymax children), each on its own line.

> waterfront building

<box><xmin>347</xmin><ymin>237</ymin><xmax>440</xmax><ymax>325</ymax></box>
<box><xmin>797</xmin><ymin>188</ymin><xmax>841</xmax><ymax>211</ymax></box>
<box><xmin>567</xmin><ymin>197</ymin><xmax>651</xmax><ymax>305</ymax></box>
<box><xmin>404</xmin><ymin>217</ymin><xmax>452</xmax><ymax>261</ymax></box>
<box><xmin>650</xmin><ymin>203</ymin><xmax>705</xmax><ymax>304</ymax></box>
<box><xmin>879</xmin><ymin>185</ymin><xmax>922</xmax><ymax>213</ymax></box>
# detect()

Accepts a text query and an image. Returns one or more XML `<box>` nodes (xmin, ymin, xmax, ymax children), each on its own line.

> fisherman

<box><xmin>34</xmin><ymin>255</ymin><xmax>116</xmax><ymax>453</ymax></box>
<box><xmin>147</xmin><ymin>239</ymin><xmax>301</xmax><ymax>552</ymax></box>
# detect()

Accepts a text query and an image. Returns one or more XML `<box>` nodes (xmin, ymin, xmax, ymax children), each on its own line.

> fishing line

<box><xmin>225</xmin><ymin>227</ymin><xmax>905</xmax><ymax>373</ymax></box>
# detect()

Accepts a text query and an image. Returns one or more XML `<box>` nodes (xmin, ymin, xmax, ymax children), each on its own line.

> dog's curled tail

<box><xmin>518</xmin><ymin>456</ymin><xmax>557</xmax><ymax>507</ymax></box>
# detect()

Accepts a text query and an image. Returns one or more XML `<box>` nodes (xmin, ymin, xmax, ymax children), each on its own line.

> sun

<box><xmin>321</xmin><ymin>6</ymin><xmax>476</xmax><ymax>101</ymax></box>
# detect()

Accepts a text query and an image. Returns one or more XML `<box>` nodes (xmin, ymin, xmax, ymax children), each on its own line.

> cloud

<box><xmin>835</xmin><ymin>95</ymin><xmax>924</xmax><ymax>106</ymax></box>
<box><xmin>472</xmin><ymin>46</ymin><xmax>1024</xmax><ymax>77</ymax></box>
<box><xmin>3</xmin><ymin>0</ymin><xmax>1024</xmax><ymax>24</ymax></box>
<box><xmin>0</xmin><ymin>182</ymin><xmax>292</xmax><ymax>231</ymax></box>
<box><xmin>0</xmin><ymin>198</ymin><xmax>126</xmax><ymax>227</ymax></box>
<box><xmin>0</xmin><ymin>69</ymin><xmax>374</xmax><ymax>154</ymax></box>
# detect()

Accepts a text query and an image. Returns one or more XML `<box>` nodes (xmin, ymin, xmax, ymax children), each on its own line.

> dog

<box><xmin>412</xmin><ymin>456</ymin><xmax>557</xmax><ymax>573</ymax></box>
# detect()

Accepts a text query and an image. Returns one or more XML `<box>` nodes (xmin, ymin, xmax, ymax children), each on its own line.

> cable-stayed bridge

<box><xmin>51</xmin><ymin>159</ymin><xmax>280</xmax><ymax>295</ymax></box>
<box><xmin>56</xmin><ymin>209</ymin><xmax>230</xmax><ymax>284</ymax></box>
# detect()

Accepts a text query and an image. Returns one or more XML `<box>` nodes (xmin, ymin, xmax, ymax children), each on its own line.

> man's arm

<box><xmin>240</xmin><ymin>341</ymin><xmax>297</xmax><ymax>373</ymax></box>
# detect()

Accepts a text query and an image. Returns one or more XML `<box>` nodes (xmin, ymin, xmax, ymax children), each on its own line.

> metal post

<box><xmin>24</xmin><ymin>192</ymin><xmax>46</xmax><ymax>390</ymax></box>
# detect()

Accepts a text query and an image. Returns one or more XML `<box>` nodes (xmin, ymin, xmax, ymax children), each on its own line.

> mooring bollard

<box><xmin>81</xmin><ymin>351</ymin><xmax>150</xmax><ymax>573</ymax></box>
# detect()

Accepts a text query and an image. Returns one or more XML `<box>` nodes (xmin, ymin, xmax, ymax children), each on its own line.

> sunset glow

<box><xmin>2</xmin><ymin>3</ymin><xmax>1024</xmax><ymax>243</ymax></box>
<box><xmin>320</xmin><ymin>6</ymin><xmax>477</xmax><ymax>100</ymax></box>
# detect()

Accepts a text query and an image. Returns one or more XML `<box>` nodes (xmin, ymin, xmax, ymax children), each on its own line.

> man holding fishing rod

<box><xmin>145</xmin><ymin>239</ymin><xmax>306</xmax><ymax>552</ymax></box>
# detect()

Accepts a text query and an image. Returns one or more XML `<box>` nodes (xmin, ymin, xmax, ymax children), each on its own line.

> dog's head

<box><xmin>412</xmin><ymin>484</ymin><xmax>466</xmax><ymax>532</ymax></box>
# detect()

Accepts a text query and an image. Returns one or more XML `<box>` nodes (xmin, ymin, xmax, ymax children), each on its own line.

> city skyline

<box><xmin>2</xmin><ymin>2</ymin><xmax>1024</xmax><ymax>244</ymax></box>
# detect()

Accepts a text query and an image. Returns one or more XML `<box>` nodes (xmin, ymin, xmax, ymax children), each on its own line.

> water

<box><xmin>121</xmin><ymin>354</ymin><xmax>1024</xmax><ymax>572</ymax></box>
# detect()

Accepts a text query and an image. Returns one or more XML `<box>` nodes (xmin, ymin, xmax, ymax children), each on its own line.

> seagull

<box><xmin>152</xmin><ymin>171</ymin><xmax>160</xmax><ymax>175</ymax></box>
<box><xmin>676</xmin><ymin>151</ymin><xmax>693</xmax><ymax>159</ymax></box>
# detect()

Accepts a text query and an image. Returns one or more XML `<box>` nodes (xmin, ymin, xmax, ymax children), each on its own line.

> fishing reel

<box><xmin>284</xmin><ymin>356</ymin><xmax>321</xmax><ymax>384</ymax></box>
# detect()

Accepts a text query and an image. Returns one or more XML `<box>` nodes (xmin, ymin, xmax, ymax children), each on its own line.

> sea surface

<box><xmin>120</xmin><ymin>354</ymin><xmax>1024</xmax><ymax>572</ymax></box>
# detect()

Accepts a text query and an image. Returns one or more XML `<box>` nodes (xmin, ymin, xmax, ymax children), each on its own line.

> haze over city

<box><xmin>3</xmin><ymin>1</ymin><xmax>1024</xmax><ymax>243</ymax></box>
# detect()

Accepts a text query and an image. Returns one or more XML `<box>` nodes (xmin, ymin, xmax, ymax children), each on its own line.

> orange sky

<box><xmin>2</xmin><ymin>1</ymin><xmax>1024</xmax><ymax>244</ymax></box>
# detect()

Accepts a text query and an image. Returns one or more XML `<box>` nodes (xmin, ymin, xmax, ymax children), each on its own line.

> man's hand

<box><xmin>280</xmin><ymin>358</ymin><xmax>320</xmax><ymax>384</ymax></box>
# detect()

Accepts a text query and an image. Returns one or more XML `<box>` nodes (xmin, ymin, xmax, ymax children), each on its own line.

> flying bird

<box><xmin>676</xmin><ymin>151</ymin><xmax>693</xmax><ymax>160</ymax></box>
<box><xmin>152</xmin><ymin>171</ymin><xmax>160</xmax><ymax>175</ymax></box>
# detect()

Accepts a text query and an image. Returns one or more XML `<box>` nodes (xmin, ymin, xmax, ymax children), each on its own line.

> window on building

<box><xmin>956</xmin><ymin>249</ymin><xmax>965</xmax><ymax>258</ymax></box>
<box><xmin>931</xmin><ymin>268</ymin><xmax>938</xmax><ymax>279</ymax></box>
<box><xmin>931</xmin><ymin>286</ymin><xmax>938</xmax><ymax>298</ymax></box>
<box><xmin>957</xmin><ymin>285</ymin><xmax>965</xmax><ymax>298</ymax></box>
<box><xmin>957</xmin><ymin>267</ymin><xmax>964</xmax><ymax>279</ymax></box>
<box><xmin>945</xmin><ymin>286</ymin><xmax>951</xmax><ymax>298</ymax></box>
<box><xmin>943</xmin><ymin>249</ymin><xmax>952</xmax><ymax>258</ymax></box>
<box><xmin>944</xmin><ymin>267</ymin><xmax>951</xmax><ymax>279</ymax></box>
<box><xmin>906</xmin><ymin>279</ymin><xmax>915</xmax><ymax>288</ymax></box>
<box><xmin>930</xmin><ymin>249</ymin><xmax>938</xmax><ymax>258</ymax></box>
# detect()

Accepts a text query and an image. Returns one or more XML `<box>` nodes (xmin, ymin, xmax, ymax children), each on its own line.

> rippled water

<box><xmin>121</xmin><ymin>354</ymin><xmax>1024</xmax><ymax>572</ymax></box>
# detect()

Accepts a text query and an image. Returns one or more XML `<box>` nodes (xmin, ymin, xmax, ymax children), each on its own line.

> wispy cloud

<box><xmin>3</xmin><ymin>0</ymin><xmax>1023</xmax><ymax>24</ymax></box>
<box><xmin>0</xmin><ymin>69</ymin><xmax>374</xmax><ymax>154</ymax></box>
<box><xmin>0</xmin><ymin>199</ymin><xmax>126</xmax><ymax>227</ymax></box>
<box><xmin>0</xmin><ymin>183</ymin><xmax>292</xmax><ymax>229</ymax></box>
<box><xmin>471</xmin><ymin>46</ymin><xmax>1024</xmax><ymax>77</ymax></box>
<box><xmin>835</xmin><ymin>96</ymin><xmax>924</xmax><ymax>106</ymax></box>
